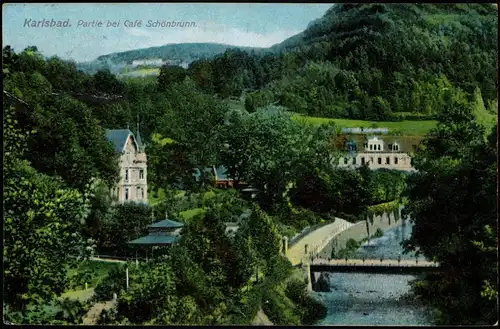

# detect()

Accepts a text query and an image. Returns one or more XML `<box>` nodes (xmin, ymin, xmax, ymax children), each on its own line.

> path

<box><xmin>82</xmin><ymin>299</ymin><xmax>117</xmax><ymax>325</ymax></box>
<box><xmin>286</xmin><ymin>218</ymin><xmax>354</xmax><ymax>266</ymax></box>
<box><xmin>90</xmin><ymin>256</ymin><xmax>126</xmax><ymax>263</ymax></box>
<box><xmin>252</xmin><ymin>308</ymin><xmax>273</xmax><ymax>325</ymax></box>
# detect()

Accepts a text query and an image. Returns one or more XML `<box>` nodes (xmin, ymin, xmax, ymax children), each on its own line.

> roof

<box><xmin>128</xmin><ymin>234</ymin><xmax>179</xmax><ymax>245</ymax></box>
<box><xmin>193</xmin><ymin>167</ymin><xmax>215</xmax><ymax>180</ymax></box>
<box><xmin>149</xmin><ymin>219</ymin><xmax>184</xmax><ymax>229</ymax></box>
<box><xmin>346</xmin><ymin>135</ymin><xmax>425</xmax><ymax>153</ymax></box>
<box><xmin>214</xmin><ymin>165</ymin><xmax>230</xmax><ymax>180</ymax></box>
<box><xmin>105</xmin><ymin>129</ymin><xmax>137</xmax><ymax>153</ymax></box>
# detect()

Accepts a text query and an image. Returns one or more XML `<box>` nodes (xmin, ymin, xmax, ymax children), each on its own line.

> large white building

<box><xmin>338</xmin><ymin>136</ymin><xmax>420</xmax><ymax>171</ymax></box>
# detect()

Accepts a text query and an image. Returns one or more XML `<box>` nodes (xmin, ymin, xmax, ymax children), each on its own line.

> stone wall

<box><xmin>317</xmin><ymin>209</ymin><xmax>407</xmax><ymax>259</ymax></box>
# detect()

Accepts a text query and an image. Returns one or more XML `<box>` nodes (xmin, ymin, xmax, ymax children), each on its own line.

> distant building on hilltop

<box><xmin>337</xmin><ymin>135</ymin><xmax>423</xmax><ymax>171</ymax></box>
<box><xmin>105</xmin><ymin>125</ymin><xmax>148</xmax><ymax>203</ymax></box>
<box><xmin>131</xmin><ymin>58</ymin><xmax>164</xmax><ymax>67</ymax></box>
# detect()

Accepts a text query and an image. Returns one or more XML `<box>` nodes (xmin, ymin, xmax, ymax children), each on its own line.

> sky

<box><xmin>2</xmin><ymin>3</ymin><xmax>333</xmax><ymax>62</ymax></box>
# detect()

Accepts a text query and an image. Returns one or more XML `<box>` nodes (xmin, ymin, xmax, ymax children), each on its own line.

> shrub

<box><xmin>346</xmin><ymin>238</ymin><xmax>360</xmax><ymax>250</ymax></box>
<box><xmin>262</xmin><ymin>286</ymin><xmax>301</xmax><ymax>325</ymax></box>
<box><xmin>93</xmin><ymin>264</ymin><xmax>127</xmax><ymax>302</ymax></box>
<box><xmin>373</xmin><ymin>228</ymin><xmax>384</xmax><ymax>238</ymax></box>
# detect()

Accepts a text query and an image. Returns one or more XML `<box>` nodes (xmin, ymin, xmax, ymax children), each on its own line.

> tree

<box><xmin>157</xmin><ymin>80</ymin><xmax>228</xmax><ymax>189</ymax></box>
<box><xmin>116</xmin><ymin>261</ymin><xmax>178</xmax><ymax>324</ymax></box>
<box><xmin>97</xmin><ymin>202</ymin><xmax>152</xmax><ymax>254</ymax></box>
<box><xmin>92</xmin><ymin>69</ymin><xmax>125</xmax><ymax>95</ymax></box>
<box><xmin>158</xmin><ymin>64</ymin><xmax>188</xmax><ymax>91</ymax></box>
<box><xmin>222</xmin><ymin>107</ymin><xmax>340</xmax><ymax>212</ymax></box>
<box><xmin>402</xmin><ymin>93</ymin><xmax>498</xmax><ymax>324</ymax></box>
<box><xmin>3</xmin><ymin>105</ymin><xmax>94</xmax><ymax>312</ymax></box>
<box><xmin>24</xmin><ymin>95</ymin><xmax>120</xmax><ymax>192</ymax></box>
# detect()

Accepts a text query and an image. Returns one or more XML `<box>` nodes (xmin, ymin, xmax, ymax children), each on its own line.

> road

<box><xmin>286</xmin><ymin>218</ymin><xmax>354</xmax><ymax>266</ymax></box>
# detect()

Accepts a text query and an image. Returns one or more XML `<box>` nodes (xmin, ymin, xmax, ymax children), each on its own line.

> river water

<box><xmin>314</xmin><ymin>222</ymin><xmax>435</xmax><ymax>325</ymax></box>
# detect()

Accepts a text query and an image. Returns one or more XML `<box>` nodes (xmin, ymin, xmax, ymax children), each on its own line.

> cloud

<box><xmin>121</xmin><ymin>21</ymin><xmax>300</xmax><ymax>50</ymax></box>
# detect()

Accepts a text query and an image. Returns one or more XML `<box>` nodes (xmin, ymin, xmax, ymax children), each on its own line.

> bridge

<box><xmin>303</xmin><ymin>258</ymin><xmax>441</xmax><ymax>291</ymax></box>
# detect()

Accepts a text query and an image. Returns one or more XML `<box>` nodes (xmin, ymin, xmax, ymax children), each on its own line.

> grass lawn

<box><xmin>67</xmin><ymin>261</ymin><xmax>121</xmax><ymax>290</ymax></box>
<box><xmin>119</xmin><ymin>68</ymin><xmax>160</xmax><ymax>77</ymax></box>
<box><xmin>473</xmin><ymin>102</ymin><xmax>497</xmax><ymax>136</ymax></box>
<box><xmin>62</xmin><ymin>260</ymin><xmax>121</xmax><ymax>302</ymax></box>
<box><xmin>60</xmin><ymin>288</ymin><xmax>95</xmax><ymax>302</ymax></box>
<box><xmin>293</xmin><ymin>115</ymin><xmax>437</xmax><ymax>136</ymax></box>
<box><xmin>179</xmin><ymin>207</ymin><xmax>205</xmax><ymax>222</ymax></box>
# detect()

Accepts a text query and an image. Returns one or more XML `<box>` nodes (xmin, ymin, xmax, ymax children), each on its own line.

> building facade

<box><xmin>338</xmin><ymin>136</ymin><xmax>417</xmax><ymax>171</ymax></box>
<box><xmin>105</xmin><ymin>128</ymin><xmax>148</xmax><ymax>203</ymax></box>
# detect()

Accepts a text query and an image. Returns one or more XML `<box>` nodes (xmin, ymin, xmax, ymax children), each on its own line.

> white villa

<box><xmin>105</xmin><ymin>127</ymin><xmax>148</xmax><ymax>203</ymax></box>
<box><xmin>338</xmin><ymin>135</ymin><xmax>420</xmax><ymax>171</ymax></box>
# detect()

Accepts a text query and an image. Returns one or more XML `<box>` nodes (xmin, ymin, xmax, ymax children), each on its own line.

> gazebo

<box><xmin>128</xmin><ymin>217</ymin><xmax>184</xmax><ymax>261</ymax></box>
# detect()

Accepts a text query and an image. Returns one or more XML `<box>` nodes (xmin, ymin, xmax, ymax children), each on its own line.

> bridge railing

<box><xmin>309</xmin><ymin>258</ymin><xmax>439</xmax><ymax>267</ymax></box>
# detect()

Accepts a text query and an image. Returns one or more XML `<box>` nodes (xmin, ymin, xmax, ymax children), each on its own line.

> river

<box><xmin>313</xmin><ymin>222</ymin><xmax>435</xmax><ymax>325</ymax></box>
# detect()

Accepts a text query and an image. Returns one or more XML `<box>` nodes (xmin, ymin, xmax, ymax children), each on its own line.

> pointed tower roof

<box><xmin>136</xmin><ymin>114</ymin><xmax>145</xmax><ymax>152</ymax></box>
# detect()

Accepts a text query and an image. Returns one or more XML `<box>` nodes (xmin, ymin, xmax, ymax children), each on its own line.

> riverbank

<box><xmin>312</xmin><ymin>221</ymin><xmax>435</xmax><ymax>326</ymax></box>
<box><xmin>317</xmin><ymin>208</ymin><xmax>406</xmax><ymax>259</ymax></box>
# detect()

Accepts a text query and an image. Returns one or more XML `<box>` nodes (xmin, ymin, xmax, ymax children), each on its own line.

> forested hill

<box><xmin>78</xmin><ymin>43</ymin><xmax>266</xmax><ymax>74</ymax></box>
<box><xmin>173</xmin><ymin>3</ymin><xmax>497</xmax><ymax>121</ymax></box>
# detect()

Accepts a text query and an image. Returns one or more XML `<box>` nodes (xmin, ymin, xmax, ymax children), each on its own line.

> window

<box><xmin>378</xmin><ymin>157</ymin><xmax>382</xmax><ymax>164</ymax></box>
<box><xmin>394</xmin><ymin>157</ymin><xmax>398</xmax><ymax>165</ymax></box>
<box><xmin>370</xmin><ymin>157</ymin><xmax>374</xmax><ymax>163</ymax></box>
<box><xmin>353</xmin><ymin>157</ymin><xmax>357</xmax><ymax>165</ymax></box>
<box><xmin>386</xmin><ymin>157</ymin><xmax>390</xmax><ymax>164</ymax></box>
<box><xmin>344</xmin><ymin>157</ymin><xmax>348</xmax><ymax>164</ymax></box>
<box><xmin>125</xmin><ymin>188</ymin><xmax>129</xmax><ymax>200</ymax></box>
<box><xmin>139</xmin><ymin>169</ymin><xmax>144</xmax><ymax>180</ymax></box>
<box><xmin>370</xmin><ymin>144</ymin><xmax>373</xmax><ymax>150</ymax></box>
<box><xmin>141</xmin><ymin>188</ymin><xmax>145</xmax><ymax>199</ymax></box>
<box><xmin>125</xmin><ymin>169</ymin><xmax>129</xmax><ymax>182</ymax></box>
<box><xmin>393</xmin><ymin>144</ymin><xmax>399</xmax><ymax>151</ymax></box>
<box><xmin>378</xmin><ymin>145</ymin><xmax>381</xmax><ymax>151</ymax></box>
<box><xmin>137</xmin><ymin>187</ymin><xmax>141</xmax><ymax>199</ymax></box>
<box><xmin>361</xmin><ymin>157</ymin><xmax>365</xmax><ymax>165</ymax></box>
<box><xmin>388</xmin><ymin>144</ymin><xmax>393</xmax><ymax>150</ymax></box>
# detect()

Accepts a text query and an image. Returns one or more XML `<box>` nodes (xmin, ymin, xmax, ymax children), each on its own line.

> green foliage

<box><xmin>150</xmin><ymin>80</ymin><xmax>228</xmax><ymax>190</ymax></box>
<box><xmin>92</xmin><ymin>263</ymin><xmax>127</xmax><ymax>301</ymax></box>
<box><xmin>117</xmin><ymin>261</ymin><xmax>177</xmax><ymax>324</ymax></box>
<box><xmin>3</xmin><ymin>105</ymin><xmax>94</xmax><ymax>313</ymax></box>
<box><xmin>262</xmin><ymin>285</ymin><xmax>301</xmax><ymax>325</ymax></box>
<box><xmin>158</xmin><ymin>65</ymin><xmax>187</xmax><ymax>90</ymax></box>
<box><xmin>4</xmin><ymin>298</ymin><xmax>91</xmax><ymax>325</ymax></box>
<box><xmin>373</xmin><ymin>228</ymin><xmax>385</xmax><ymax>238</ymax></box>
<box><xmin>96</xmin><ymin>202</ymin><xmax>152</xmax><ymax>254</ymax></box>
<box><xmin>180</xmin><ymin>4</ymin><xmax>497</xmax><ymax>122</ymax></box>
<box><xmin>403</xmin><ymin>94</ymin><xmax>497</xmax><ymax>324</ymax></box>
<box><xmin>291</xmin><ymin>167</ymin><xmax>372</xmax><ymax>219</ymax></box>
<box><xmin>285</xmin><ymin>279</ymin><xmax>327</xmax><ymax>324</ymax></box>
<box><xmin>222</xmin><ymin>107</ymin><xmax>340</xmax><ymax>211</ymax></box>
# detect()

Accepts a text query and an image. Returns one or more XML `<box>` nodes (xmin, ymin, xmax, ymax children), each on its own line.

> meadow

<box><xmin>292</xmin><ymin>115</ymin><xmax>438</xmax><ymax>136</ymax></box>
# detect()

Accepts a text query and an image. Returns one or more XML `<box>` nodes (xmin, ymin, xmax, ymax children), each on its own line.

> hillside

<box><xmin>181</xmin><ymin>4</ymin><xmax>497</xmax><ymax>122</ymax></box>
<box><xmin>77</xmin><ymin>43</ymin><xmax>267</xmax><ymax>74</ymax></box>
